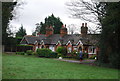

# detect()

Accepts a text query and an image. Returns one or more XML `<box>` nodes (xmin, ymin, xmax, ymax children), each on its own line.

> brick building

<box><xmin>20</xmin><ymin>23</ymin><xmax>99</xmax><ymax>57</ymax></box>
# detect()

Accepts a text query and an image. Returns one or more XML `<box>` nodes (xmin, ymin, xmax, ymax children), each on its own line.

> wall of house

<box><xmin>49</xmin><ymin>45</ymin><xmax>55</xmax><ymax>51</ymax></box>
<box><xmin>66</xmin><ymin>43</ymin><xmax>73</xmax><ymax>54</ymax></box>
<box><xmin>87</xmin><ymin>46</ymin><xmax>97</xmax><ymax>58</ymax></box>
<box><xmin>55</xmin><ymin>43</ymin><xmax>61</xmax><ymax>51</ymax></box>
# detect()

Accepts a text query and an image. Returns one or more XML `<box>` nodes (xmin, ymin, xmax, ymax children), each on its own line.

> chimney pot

<box><xmin>85</xmin><ymin>23</ymin><xmax>87</xmax><ymax>27</ymax></box>
<box><xmin>82</xmin><ymin>23</ymin><xmax>84</xmax><ymax>27</ymax></box>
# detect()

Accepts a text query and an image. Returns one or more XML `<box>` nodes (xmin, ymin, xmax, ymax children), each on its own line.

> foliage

<box><xmin>32</xmin><ymin>14</ymin><xmax>63</xmax><ymax>35</ymax></box>
<box><xmin>109</xmin><ymin>52</ymin><xmax>120</xmax><ymax>69</ymax></box>
<box><xmin>16</xmin><ymin>24</ymin><xmax>27</xmax><ymax>37</ymax></box>
<box><xmin>2</xmin><ymin>2</ymin><xmax>17</xmax><ymax>45</ymax></box>
<box><xmin>32</xmin><ymin>52</ymin><xmax>37</xmax><ymax>55</ymax></box>
<box><xmin>71</xmin><ymin>50</ymin><xmax>77</xmax><ymax>56</ymax></box>
<box><xmin>89</xmin><ymin>55</ymin><xmax>96</xmax><ymax>59</ymax></box>
<box><xmin>49</xmin><ymin>52</ymin><xmax>58</xmax><ymax>58</ymax></box>
<box><xmin>66</xmin><ymin>0</ymin><xmax>106</xmax><ymax>33</ymax></box>
<box><xmin>36</xmin><ymin>48</ymin><xmax>57</xmax><ymax>58</ymax></box>
<box><xmin>56</xmin><ymin>46</ymin><xmax>67</xmax><ymax>56</ymax></box>
<box><xmin>57</xmin><ymin>53</ymin><xmax>62</xmax><ymax>57</ymax></box>
<box><xmin>98</xmin><ymin>2</ymin><xmax>120</xmax><ymax>69</ymax></box>
<box><xmin>16</xmin><ymin>44</ymin><xmax>33</xmax><ymax>47</ymax></box>
<box><xmin>7</xmin><ymin>37</ymin><xmax>17</xmax><ymax>46</ymax></box>
<box><xmin>26</xmin><ymin>50</ymin><xmax>33</xmax><ymax>55</ymax></box>
<box><xmin>36</xmin><ymin>48</ymin><xmax>52</xmax><ymax>57</ymax></box>
<box><xmin>16</xmin><ymin>52</ymin><xmax>25</xmax><ymax>55</ymax></box>
<box><xmin>15</xmin><ymin>37</ymin><xmax>23</xmax><ymax>44</ymax></box>
<box><xmin>83</xmin><ymin>53</ymin><xmax>88</xmax><ymax>58</ymax></box>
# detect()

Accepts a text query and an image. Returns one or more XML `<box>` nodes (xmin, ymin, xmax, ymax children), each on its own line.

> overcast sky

<box><xmin>10</xmin><ymin>0</ymin><xmax>97</xmax><ymax>35</ymax></box>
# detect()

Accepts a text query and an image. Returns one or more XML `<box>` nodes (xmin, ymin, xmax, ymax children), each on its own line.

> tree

<box><xmin>98</xmin><ymin>2</ymin><xmax>120</xmax><ymax>68</ymax></box>
<box><xmin>66</xmin><ymin>0</ymin><xmax>106</xmax><ymax>33</ymax></box>
<box><xmin>68</xmin><ymin>24</ymin><xmax>76</xmax><ymax>34</ymax></box>
<box><xmin>16</xmin><ymin>24</ymin><xmax>27</xmax><ymax>37</ymax></box>
<box><xmin>2</xmin><ymin>2</ymin><xmax>17</xmax><ymax>45</ymax></box>
<box><xmin>56</xmin><ymin>46</ymin><xmax>67</xmax><ymax>56</ymax></box>
<box><xmin>66</xmin><ymin>1</ymin><xmax>120</xmax><ymax>68</ymax></box>
<box><xmin>33</xmin><ymin>14</ymin><xmax>63</xmax><ymax>35</ymax></box>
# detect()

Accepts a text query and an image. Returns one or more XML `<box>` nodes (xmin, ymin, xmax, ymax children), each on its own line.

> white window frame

<box><xmin>36</xmin><ymin>46</ymin><xmax>38</xmax><ymax>51</ymax></box>
<box><xmin>49</xmin><ymin>45</ymin><xmax>55</xmax><ymax>52</ymax></box>
<box><xmin>88</xmin><ymin>46</ymin><xmax>96</xmax><ymax>54</ymax></box>
<box><xmin>68</xmin><ymin>47</ymin><xmax>72</xmax><ymax>53</ymax></box>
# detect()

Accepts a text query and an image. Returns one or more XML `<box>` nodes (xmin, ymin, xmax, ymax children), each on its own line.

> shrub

<box><xmin>71</xmin><ymin>50</ymin><xmax>77</xmax><ymax>56</ymax></box>
<box><xmin>49</xmin><ymin>52</ymin><xmax>58</xmax><ymax>58</ymax></box>
<box><xmin>56</xmin><ymin>46</ymin><xmax>67</xmax><ymax>56</ymax></box>
<box><xmin>32</xmin><ymin>52</ymin><xmax>37</xmax><ymax>55</ymax></box>
<box><xmin>36</xmin><ymin>48</ymin><xmax>52</xmax><ymax>57</ymax></box>
<box><xmin>83</xmin><ymin>53</ymin><xmax>88</xmax><ymax>58</ymax></box>
<box><xmin>89</xmin><ymin>55</ymin><xmax>96</xmax><ymax>59</ymax></box>
<box><xmin>26</xmin><ymin>50</ymin><xmax>33</xmax><ymax>55</ymax></box>
<box><xmin>16</xmin><ymin>52</ymin><xmax>25</xmax><ymax>55</ymax></box>
<box><xmin>73</xmin><ymin>52</ymin><xmax>80</xmax><ymax>60</ymax></box>
<box><xmin>57</xmin><ymin>53</ymin><xmax>62</xmax><ymax>58</ymax></box>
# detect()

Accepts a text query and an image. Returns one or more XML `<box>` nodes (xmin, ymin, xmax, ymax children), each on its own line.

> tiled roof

<box><xmin>20</xmin><ymin>34</ymin><xmax>99</xmax><ymax>46</ymax></box>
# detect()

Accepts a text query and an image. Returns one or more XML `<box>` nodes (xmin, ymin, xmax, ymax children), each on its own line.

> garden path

<box><xmin>55</xmin><ymin>59</ymin><xmax>96</xmax><ymax>66</ymax></box>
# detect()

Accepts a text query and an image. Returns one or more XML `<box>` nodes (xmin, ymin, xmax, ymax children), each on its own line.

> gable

<box><xmin>76</xmin><ymin>40</ymin><xmax>83</xmax><ymax>46</ymax></box>
<box><xmin>66</xmin><ymin>41</ymin><xmax>72</xmax><ymax>46</ymax></box>
<box><xmin>56</xmin><ymin>41</ymin><xmax>61</xmax><ymax>45</ymax></box>
<box><xmin>20</xmin><ymin>37</ymin><xmax>28</xmax><ymax>44</ymax></box>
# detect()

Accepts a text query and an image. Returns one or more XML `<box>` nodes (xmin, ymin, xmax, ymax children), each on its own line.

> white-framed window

<box><xmin>68</xmin><ymin>47</ymin><xmax>72</xmax><ymax>53</ymax></box>
<box><xmin>36</xmin><ymin>46</ymin><xmax>38</xmax><ymax>51</ymax></box>
<box><xmin>74</xmin><ymin>47</ymin><xmax>78</xmax><ymax>51</ymax></box>
<box><xmin>41</xmin><ymin>45</ymin><xmax>44</xmax><ymax>48</ymax></box>
<box><xmin>88</xmin><ymin>46</ymin><xmax>96</xmax><ymax>54</ymax></box>
<box><xmin>49</xmin><ymin>45</ymin><xmax>55</xmax><ymax>51</ymax></box>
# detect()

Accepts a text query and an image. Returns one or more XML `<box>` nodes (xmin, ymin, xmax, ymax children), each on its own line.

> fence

<box><xmin>4</xmin><ymin>45</ymin><xmax>33</xmax><ymax>52</ymax></box>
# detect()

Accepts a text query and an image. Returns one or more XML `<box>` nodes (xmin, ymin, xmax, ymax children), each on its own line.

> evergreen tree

<box><xmin>33</xmin><ymin>14</ymin><xmax>63</xmax><ymax>35</ymax></box>
<box><xmin>98</xmin><ymin>2</ymin><xmax>120</xmax><ymax>68</ymax></box>
<box><xmin>16</xmin><ymin>25</ymin><xmax>27</xmax><ymax>37</ymax></box>
<box><xmin>2</xmin><ymin>2</ymin><xmax>17</xmax><ymax>45</ymax></box>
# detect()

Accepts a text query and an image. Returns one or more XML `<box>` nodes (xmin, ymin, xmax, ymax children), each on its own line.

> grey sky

<box><xmin>10</xmin><ymin>0</ymin><xmax>97</xmax><ymax>35</ymax></box>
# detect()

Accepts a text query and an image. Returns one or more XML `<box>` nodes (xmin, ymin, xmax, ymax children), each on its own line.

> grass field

<box><xmin>2</xmin><ymin>54</ymin><xmax>119</xmax><ymax>79</ymax></box>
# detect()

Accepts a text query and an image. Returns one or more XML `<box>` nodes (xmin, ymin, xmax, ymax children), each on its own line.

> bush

<box><xmin>71</xmin><ymin>50</ymin><xmax>78</xmax><ymax>56</ymax></box>
<box><xmin>36</xmin><ymin>48</ymin><xmax>52</xmax><ymax>57</ymax></box>
<box><xmin>89</xmin><ymin>55</ymin><xmax>96</xmax><ymax>59</ymax></box>
<box><xmin>56</xmin><ymin>46</ymin><xmax>67</xmax><ymax>56</ymax></box>
<box><xmin>32</xmin><ymin>52</ymin><xmax>37</xmax><ymax>55</ymax></box>
<box><xmin>49</xmin><ymin>52</ymin><xmax>58</xmax><ymax>58</ymax></box>
<box><xmin>73</xmin><ymin>52</ymin><xmax>80</xmax><ymax>60</ymax></box>
<box><xmin>26</xmin><ymin>50</ymin><xmax>33</xmax><ymax>55</ymax></box>
<box><xmin>83</xmin><ymin>53</ymin><xmax>88</xmax><ymax>58</ymax></box>
<box><xmin>16</xmin><ymin>52</ymin><xmax>25</xmax><ymax>55</ymax></box>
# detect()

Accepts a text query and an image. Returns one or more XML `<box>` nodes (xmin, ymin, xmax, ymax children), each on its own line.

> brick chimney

<box><xmin>81</xmin><ymin>23</ymin><xmax>88</xmax><ymax>37</ymax></box>
<box><xmin>46</xmin><ymin>25</ymin><xmax>54</xmax><ymax>37</ymax></box>
<box><xmin>60</xmin><ymin>24</ymin><xmax>68</xmax><ymax>37</ymax></box>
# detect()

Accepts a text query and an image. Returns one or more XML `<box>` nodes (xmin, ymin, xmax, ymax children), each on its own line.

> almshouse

<box><xmin>20</xmin><ymin>23</ymin><xmax>99</xmax><ymax>57</ymax></box>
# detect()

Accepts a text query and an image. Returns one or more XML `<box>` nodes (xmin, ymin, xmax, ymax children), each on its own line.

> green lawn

<box><xmin>2</xmin><ymin>54</ymin><xmax>119</xmax><ymax>79</ymax></box>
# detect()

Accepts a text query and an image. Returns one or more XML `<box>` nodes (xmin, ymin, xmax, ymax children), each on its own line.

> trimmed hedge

<box><xmin>56</xmin><ymin>46</ymin><xmax>67</xmax><ymax>56</ymax></box>
<box><xmin>16</xmin><ymin>52</ymin><xmax>25</xmax><ymax>55</ymax></box>
<box><xmin>26</xmin><ymin>50</ymin><xmax>33</xmax><ymax>55</ymax></box>
<box><xmin>36</xmin><ymin>48</ymin><xmax>57</xmax><ymax>58</ymax></box>
<box><xmin>50</xmin><ymin>52</ymin><xmax>58</xmax><ymax>58</ymax></box>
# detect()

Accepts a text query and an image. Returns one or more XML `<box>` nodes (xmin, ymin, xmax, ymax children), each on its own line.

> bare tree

<box><xmin>66</xmin><ymin>0</ymin><xmax>106</xmax><ymax>32</ymax></box>
<box><xmin>67</xmin><ymin>24</ymin><xmax>77</xmax><ymax>34</ymax></box>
